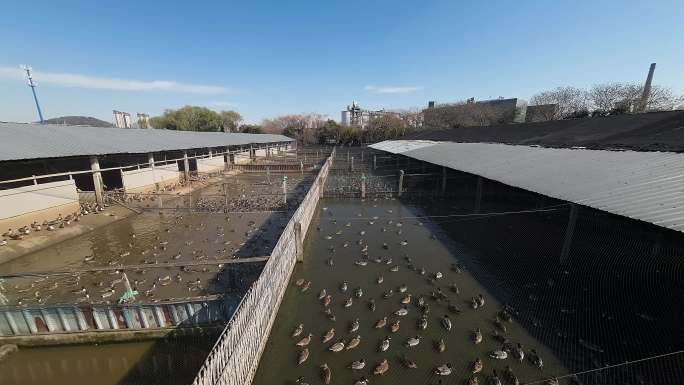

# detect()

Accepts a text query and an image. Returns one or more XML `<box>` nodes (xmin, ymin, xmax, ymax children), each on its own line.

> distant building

<box><xmin>341</xmin><ymin>101</ymin><xmax>395</xmax><ymax>129</ymax></box>
<box><xmin>423</xmin><ymin>97</ymin><xmax>527</xmax><ymax>129</ymax></box>
<box><xmin>137</xmin><ymin>113</ymin><xmax>151</xmax><ymax>129</ymax></box>
<box><xmin>525</xmin><ymin>104</ymin><xmax>558</xmax><ymax>122</ymax></box>
<box><xmin>113</xmin><ymin>110</ymin><xmax>132</xmax><ymax>128</ymax></box>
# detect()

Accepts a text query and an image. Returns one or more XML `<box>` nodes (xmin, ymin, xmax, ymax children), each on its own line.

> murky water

<box><xmin>0</xmin><ymin>335</ymin><xmax>216</xmax><ymax>385</ymax></box>
<box><xmin>253</xmin><ymin>198</ymin><xmax>566</xmax><ymax>385</ymax></box>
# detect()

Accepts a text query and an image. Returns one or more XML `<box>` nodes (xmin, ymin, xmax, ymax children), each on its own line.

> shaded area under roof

<box><xmin>0</xmin><ymin>122</ymin><xmax>293</xmax><ymax>162</ymax></box>
<box><xmin>371</xmin><ymin>140</ymin><xmax>684</xmax><ymax>233</ymax></box>
<box><xmin>405</xmin><ymin>110</ymin><xmax>684</xmax><ymax>152</ymax></box>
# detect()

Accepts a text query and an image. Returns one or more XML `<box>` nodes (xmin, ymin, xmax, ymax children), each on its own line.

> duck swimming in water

<box><xmin>346</xmin><ymin>335</ymin><xmax>361</xmax><ymax>350</ymax></box>
<box><xmin>405</xmin><ymin>335</ymin><xmax>420</xmax><ymax>347</ymax></box>
<box><xmin>354</xmin><ymin>377</ymin><xmax>369</xmax><ymax>385</ymax></box>
<box><xmin>322</xmin><ymin>328</ymin><xmax>335</xmax><ymax>343</ymax></box>
<box><xmin>340</xmin><ymin>281</ymin><xmax>348</xmax><ymax>292</ymax></box>
<box><xmin>320</xmin><ymin>363</ymin><xmax>331</xmax><ymax>385</ymax></box>
<box><xmin>291</xmin><ymin>323</ymin><xmax>304</xmax><ymax>337</ymax></box>
<box><xmin>401</xmin><ymin>294</ymin><xmax>411</xmax><ymax>304</ymax></box>
<box><xmin>472</xmin><ymin>328</ymin><xmax>483</xmax><ymax>344</ymax></box>
<box><xmin>489</xmin><ymin>350</ymin><xmax>508</xmax><ymax>360</ymax></box>
<box><xmin>379</xmin><ymin>336</ymin><xmax>391</xmax><ymax>352</ymax></box>
<box><xmin>434</xmin><ymin>363</ymin><xmax>452</xmax><ymax>376</ymax></box>
<box><xmin>395</xmin><ymin>306</ymin><xmax>408</xmax><ymax>316</ymax></box>
<box><xmin>318</xmin><ymin>289</ymin><xmax>327</xmax><ymax>299</ymax></box>
<box><xmin>349</xmin><ymin>359</ymin><xmax>365</xmax><ymax>370</ymax></box>
<box><xmin>355</xmin><ymin>287</ymin><xmax>363</xmax><ymax>298</ymax></box>
<box><xmin>441</xmin><ymin>315</ymin><xmax>452</xmax><ymax>331</ymax></box>
<box><xmin>349</xmin><ymin>318</ymin><xmax>359</xmax><ymax>333</ymax></box>
<box><xmin>400</xmin><ymin>354</ymin><xmax>418</xmax><ymax>369</ymax></box>
<box><xmin>329</xmin><ymin>339</ymin><xmax>345</xmax><ymax>352</ymax></box>
<box><xmin>344</xmin><ymin>297</ymin><xmax>353</xmax><ymax>308</ymax></box>
<box><xmin>374</xmin><ymin>317</ymin><xmax>387</xmax><ymax>329</ymax></box>
<box><xmin>471</xmin><ymin>358</ymin><xmax>484</xmax><ymax>374</ymax></box>
<box><xmin>504</xmin><ymin>366</ymin><xmax>520</xmax><ymax>385</ymax></box>
<box><xmin>295</xmin><ymin>333</ymin><xmax>312</xmax><ymax>347</ymax></box>
<box><xmin>322</xmin><ymin>294</ymin><xmax>332</xmax><ymax>307</ymax></box>
<box><xmin>529</xmin><ymin>349</ymin><xmax>544</xmax><ymax>370</ymax></box>
<box><xmin>436</xmin><ymin>338</ymin><xmax>446</xmax><ymax>353</ymax></box>
<box><xmin>373</xmin><ymin>359</ymin><xmax>389</xmax><ymax>375</ymax></box>
<box><xmin>417</xmin><ymin>316</ymin><xmax>428</xmax><ymax>330</ymax></box>
<box><xmin>376</xmin><ymin>275</ymin><xmax>384</xmax><ymax>284</ymax></box>
<box><xmin>398</xmin><ymin>284</ymin><xmax>408</xmax><ymax>293</ymax></box>
<box><xmin>390</xmin><ymin>320</ymin><xmax>400</xmax><ymax>333</ymax></box>
<box><xmin>297</xmin><ymin>348</ymin><xmax>309</xmax><ymax>365</ymax></box>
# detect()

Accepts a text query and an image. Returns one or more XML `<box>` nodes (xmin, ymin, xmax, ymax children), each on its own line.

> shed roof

<box><xmin>0</xmin><ymin>122</ymin><xmax>293</xmax><ymax>162</ymax></box>
<box><xmin>371</xmin><ymin>140</ymin><xmax>684</xmax><ymax>233</ymax></box>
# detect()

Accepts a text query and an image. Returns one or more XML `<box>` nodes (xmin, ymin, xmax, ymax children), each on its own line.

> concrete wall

<box><xmin>196</xmin><ymin>157</ymin><xmax>225</xmax><ymax>174</ymax></box>
<box><xmin>234</xmin><ymin>151</ymin><xmax>251</xmax><ymax>165</ymax></box>
<box><xmin>122</xmin><ymin>164</ymin><xmax>180</xmax><ymax>193</ymax></box>
<box><xmin>0</xmin><ymin>180</ymin><xmax>80</xmax><ymax>231</ymax></box>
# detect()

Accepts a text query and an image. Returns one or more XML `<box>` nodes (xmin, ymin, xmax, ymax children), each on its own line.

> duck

<box><xmin>355</xmin><ymin>287</ymin><xmax>363</xmax><ymax>298</ymax></box>
<box><xmin>322</xmin><ymin>328</ymin><xmax>335</xmax><ymax>343</ymax></box>
<box><xmin>434</xmin><ymin>363</ymin><xmax>452</xmax><ymax>376</ymax></box>
<box><xmin>405</xmin><ymin>335</ymin><xmax>421</xmax><ymax>348</ymax></box>
<box><xmin>471</xmin><ymin>358</ymin><xmax>484</xmax><ymax>374</ymax></box>
<box><xmin>472</xmin><ymin>328</ymin><xmax>483</xmax><ymax>344</ymax></box>
<box><xmin>354</xmin><ymin>377</ymin><xmax>369</xmax><ymax>385</ymax></box>
<box><xmin>448</xmin><ymin>302</ymin><xmax>461</xmax><ymax>314</ymax></box>
<box><xmin>349</xmin><ymin>359</ymin><xmax>365</xmax><ymax>370</ymax></box>
<box><xmin>434</xmin><ymin>272</ymin><xmax>443</xmax><ymax>279</ymax></box>
<box><xmin>374</xmin><ymin>317</ymin><xmax>387</xmax><ymax>329</ymax></box>
<box><xmin>329</xmin><ymin>339</ymin><xmax>345</xmax><ymax>352</ymax></box>
<box><xmin>324</xmin><ymin>309</ymin><xmax>336</xmax><ymax>322</ymax></box>
<box><xmin>494</xmin><ymin>317</ymin><xmax>507</xmax><ymax>333</ymax></box>
<box><xmin>297</xmin><ymin>348</ymin><xmax>309</xmax><ymax>365</ymax></box>
<box><xmin>488</xmin><ymin>370</ymin><xmax>502</xmax><ymax>385</ymax></box>
<box><xmin>373</xmin><ymin>359</ymin><xmax>389</xmax><ymax>375</ymax></box>
<box><xmin>450</xmin><ymin>283</ymin><xmax>459</xmax><ymax>293</ymax></box>
<box><xmin>395</xmin><ymin>306</ymin><xmax>408</xmax><ymax>316</ymax></box>
<box><xmin>295</xmin><ymin>333</ymin><xmax>312</xmax><ymax>347</ymax></box>
<box><xmin>349</xmin><ymin>318</ymin><xmax>360</xmax><ymax>333</ymax></box>
<box><xmin>318</xmin><ymin>289</ymin><xmax>327</xmax><ymax>299</ymax></box>
<box><xmin>544</xmin><ymin>378</ymin><xmax>559</xmax><ymax>385</ymax></box>
<box><xmin>389</xmin><ymin>265</ymin><xmax>399</xmax><ymax>272</ymax></box>
<box><xmin>379</xmin><ymin>336</ymin><xmax>391</xmax><ymax>352</ymax></box>
<box><xmin>441</xmin><ymin>315</ymin><xmax>452</xmax><ymax>331</ymax></box>
<box><xmin>400</xmin><ymin>294</ymin><xmax>412</xmax><ymax>304</ymax></box>
<box><xmin>344</xmin><ymin>297</ymin><xmax>353</xmax><ymax>308</ymax></box>
<box><xmin>489</xmin><ymin>350</ymin><xmax>508</xmax><ymax>360</ymax></box>
<box><xmin>466</xmin><ymin>376</ymin><xmax>479</xmax><ymax>385</ymax></box>
<box><xmin>512</xmin><ymin>343</ymin><xmax>525</xmax><ymax>362</ymax></box>
<box><xmin>376</xmin><ymin>275</ymin><xmax>384</xmax><ymax>284</ymax></box>
<box><xmin>400</xmin><ymin>354</ymin><xmax>418</xmax><ymax>369</ymax></box>
<box><xmin>436</xmin><ymin>338</ymin><xmax>446</xmax><ymax>353</ymax></box>
<box><xmin>477</xmin><ymin>294</ymin><xmax>485</xmax><ymax>308</ymax></box>
<box><xmin>504</xmin><ymin>366</ymin><xmax>520</xmax><ymax>385</ymax></box>
<box><xmin>300</xmin><ymin>281</ymin><xmax>311</xmax><ymax>292</ymax></box>
<box><xmin>529</xmin><ymin>349</ymin><xmax>544</xmax><ymax>369</ymax></box>
<box><xmin>383</xmin><ymin>289</ymin><xmax>394</xmax><ymax>299</ymax></box>
<box><xmin>390</xmin><ymin>320</ymin><xmax>400</xmax><ymax>333</ymax></box>
<box><xmin>346</xmin><ymin>335</ymin><xmax>361</xmax><ymax>350</ymax></box>
<box><xmin>471</xmin><ymin>297</ymin><xmax>480</xmax><ymax>310</ymax></box>
<box><xmin>340</xmin><ymin>281</ymin><xmax>348</xmax><ymax>292</ymax></box>
<box><xmin>322</xmin><ymin>294</ymin><xmax>332</xmax><ymax>307</ymax></box>
<box><xmin>354</xmin><ymin>260</ymin><xmax>368</xmax><ymax>266</ymax></box>
<box><xmin>417</xmin><ymin>316</ymin><xmax>428</xmax><ymax>330</ymax></box>
<box><xmin>320</xmin><ymin>363</ymin><xmax>331</xmax><ymax>385</ymax></box>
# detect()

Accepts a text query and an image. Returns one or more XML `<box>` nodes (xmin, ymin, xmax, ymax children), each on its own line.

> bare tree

<box><xmin>530</xmin><ymin>86</ymin><xmax>588</xmax><ymax>119</ymax></box>
<box><xmin>588</xmin><ymin>83</ymin><xmax>628</xmax><ymax>113</ymax></box>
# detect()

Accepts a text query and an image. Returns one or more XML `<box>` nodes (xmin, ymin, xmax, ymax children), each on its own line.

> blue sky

<box><xmin>1</xmin><ymin>0</ymin><xmax>683</xmax><ymax>124</ymax></box>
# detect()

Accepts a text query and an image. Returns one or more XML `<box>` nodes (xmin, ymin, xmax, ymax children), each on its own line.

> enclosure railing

<box><xmin>190</xmin><ymin>147</ymin><xmax>335</xmax><ymax>385</ymax></box>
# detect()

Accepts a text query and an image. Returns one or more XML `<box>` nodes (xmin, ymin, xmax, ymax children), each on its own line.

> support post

<box><xmin>374</xmin><ymin>155</ymin><xmax>377</xmax><ymax>170</ymax></box>
<box><xmin>282</xmin><ymin>176</ymin><xmax>288</xmax><ymax>205</ymax></box>
<box><xmin>560</xmin><ymin>204</ymin><xmax>578</xmax><ymax>264</ymax></box>
<box><xmin>350</xmin><ymin>156</ymin><xmax>354</xmax><ymax>172</ymax></box>
<box><xmin>300</xmin><ymin>160</ymin><xmax>304</xmax><ymax>175</ymax></box>
<box><xmin>182</xmin><ymin>151</ymin><xmax>190</xmax><ymax>183</ymax></box>
<box><xmin>361</xmin><ymin>174</ymin><xmax>366</xmax><ymax>199</ymax></box>
<box><xmin>295</xmin><ymin>222</ymin><xmax>304</xmax><ymax>262</ymax></box>
<box><xmin>32</xmin><ymin>175</ymin><xmax>37</xmax><ymax>185</ymax></box>
<box><xmin>89</xmin><ymin>155</ymin><xmax>104</xmax><ymax>206</ymax></box>
<box><xmin>347</xmin><ymin>150</ymin><xmax>350</xmax><ymax>162</ymax></box>
<box><xmin>398</xmin><ymin>170</ymin><xmax>404</xmax><ymax>197</ymax></box>
<box><xmin>148</xmin><ymin>153</ymin><xmax>158</xmax><ymax>192</ymax></box>
<box><xmin>474</xmin><ymin>176</ymin><xmax>483</xmax><ymax>213</ymax></box>
<box><xmin>441</xmin><ymin>167</ymin><xmax>447</xmax><ymax>195</ymax></box>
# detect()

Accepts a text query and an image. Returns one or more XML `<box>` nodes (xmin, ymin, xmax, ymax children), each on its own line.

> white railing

<box><xmin>191</xmin><ymin>148</ymin><xmax>335</xmax><ymax>385</ymax></box>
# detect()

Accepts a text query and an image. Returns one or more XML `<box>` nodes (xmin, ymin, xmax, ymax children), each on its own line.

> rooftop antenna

<box><xmin>20</xmin><ymin>65</ymin><xmax>45</xmax><ymax>123</ymax></box>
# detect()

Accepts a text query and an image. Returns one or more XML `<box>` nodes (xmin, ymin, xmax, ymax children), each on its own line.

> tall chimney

<box><xmin>638</xmin><ymin>63</ymin><xmax>656</xmax><ymax>112</ymax></box>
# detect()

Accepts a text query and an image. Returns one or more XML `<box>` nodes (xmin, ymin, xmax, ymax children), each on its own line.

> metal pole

<box><xmin>350</xmin><ymin>156</ymin><xmax>354</xmax><ymax>172</ymax></box>
<box><xmin>361</xmin><ymin>174</ymin><xmax>366</xmax><ymax>199</ymax></box>
<box><xmin>23</xmin><ymin>66</ymin><xmax>44</xmax><ymax>123</ymax></box>
<box><xmin>282</xmin><ymin>176</ymin><xmax>288</xmax><ymax>204</ymax></box>
<box><xmin>398</xmin><ymin>170</ymin><xmax>404</xmax><ymax>197</ymax></box>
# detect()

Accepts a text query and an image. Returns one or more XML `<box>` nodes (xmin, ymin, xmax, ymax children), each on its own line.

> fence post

<box><xmin>295</xmin><ymin>222</ymin><xmax>304</xmax><ymax>262</ymax></box>
<box><xmin>182</xmin><ymin>151</ymin><xmax>191</xmax><ymax>183</ymax></box>
<box><xmin>361</xmin><ymin>174</ymin><xmax>366</xmax><ymax>199</ymax></box>
<box><xmin>224</xmin><ymin>183</ymin><xmax>228</xmax><ymax>211</ymax></box>
<box><xmin>282</xmin><ymin>176</ymin><xmax>288</xmax><ymax>205</ymax></box>
<box><xmin>398</xmin><ymin>170</ymin><xmax>404</xmax><ymax>197</ymax></box>
<box><xmin>90</xmin><ymin>155</ymin><xmax>104</xmax><ymax>206</ymax></box>
<box><xmin>373</xmin><ymin>155</ymin><xmax>377</xmax><ymax>170</ymax></box>
<box><xmin>350</xmin><ymin>156</ymin><xmax>354</xmax><ymax>172</ymax></box>
<box><xmin>32</xmin><ymin>175</ymin><xmax>37</xmax><ymax>185</ymax></box>
<box><xmin>300</xmin><ymin>161</ymin><xmax>304</xmax><ymax>175</ymax></box>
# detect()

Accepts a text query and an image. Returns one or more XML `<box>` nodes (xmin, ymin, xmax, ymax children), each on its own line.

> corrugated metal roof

<box><xmin>371</xmin><ymin>140</ymin><xmax>684</xmax><ymax>233</ymax></box>
<box><xmin>0</xmin><ymin>122</ymin><xmax>293</xmax><ymax>162</ymax></box>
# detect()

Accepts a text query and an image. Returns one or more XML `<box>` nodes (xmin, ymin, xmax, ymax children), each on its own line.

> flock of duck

<box><xmin>276</xmin><ymin>204</ymin><xmax>560</xmax><ymax>385</ymax></box>
<box><xmin>1</xmin><ymin>202</ymin><xmax>107</xmax><ymax>246</ymax></box>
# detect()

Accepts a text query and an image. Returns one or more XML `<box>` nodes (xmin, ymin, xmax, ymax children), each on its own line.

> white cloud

<box><xmin>0</xmin><ymin>66</ymin><xmax>227</xmax><ymax>95</ymax></box>
<box><xmin>364</xmin><ymin>85</ymin><xmax>423</xmax><ymax>94</ymax></box>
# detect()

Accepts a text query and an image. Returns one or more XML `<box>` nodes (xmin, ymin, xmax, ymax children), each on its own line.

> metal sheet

<box><xmin>0</xmin><ymin>122</ymin><xmax>293</xmax><ymax>162</ymax></box>
<box><xmin>371</xmin><ymin>140</ymin><xmax>684</xmax><ymax>233</ymax></box>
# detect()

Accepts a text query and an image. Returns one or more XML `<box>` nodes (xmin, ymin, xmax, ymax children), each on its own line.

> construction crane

<box><xmin>20</xmin><ymin>65</ymin><xmax>45</xmax><ymax>123</ymax></box>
